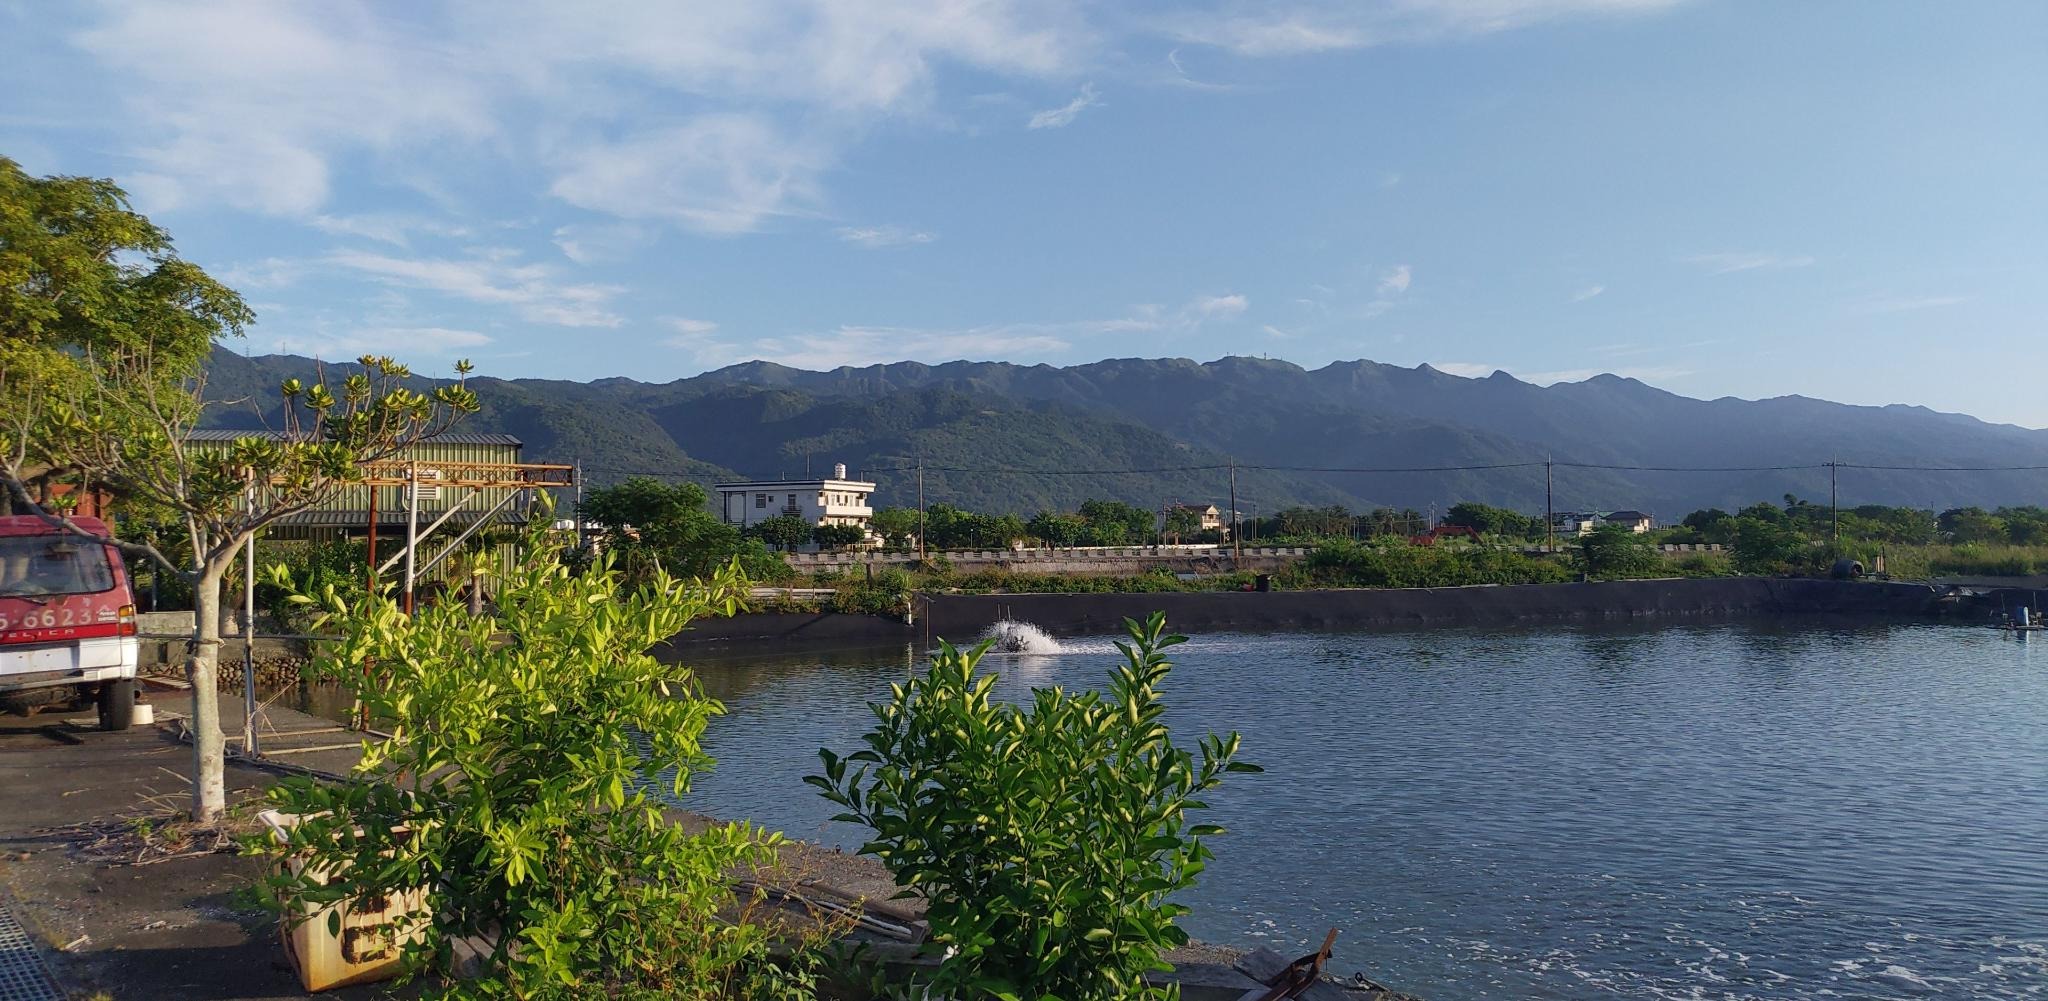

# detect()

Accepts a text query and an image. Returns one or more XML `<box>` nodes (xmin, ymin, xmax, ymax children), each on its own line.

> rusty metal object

<box><xmin>1244</xmin><ymin>928</ymin><xmax>1339</xmax><ymax>1001</ymax></box>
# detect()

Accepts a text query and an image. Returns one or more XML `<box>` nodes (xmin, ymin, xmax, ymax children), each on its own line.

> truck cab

<box><xmin>0</xmin><ymin>515</ymin><xmax>141</xmax><ymax>730</ymax></box>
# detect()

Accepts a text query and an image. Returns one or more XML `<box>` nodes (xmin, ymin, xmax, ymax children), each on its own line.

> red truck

<box><xmin>0</xmin><ymin>515</ymin><xmax>141</xmax><ymax>730</ymax></box>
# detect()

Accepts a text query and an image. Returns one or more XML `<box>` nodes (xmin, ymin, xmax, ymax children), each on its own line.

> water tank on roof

<box><xmin>834</xmin><ymin>463</ymin><xmax>847</xmax><ymax>479</ymax></box>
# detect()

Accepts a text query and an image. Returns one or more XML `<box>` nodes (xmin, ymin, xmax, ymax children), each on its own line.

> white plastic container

<box><xmin>259</xmin><ymin>809</ymin><xmax>429</xmax><ymax>992</ymax></box>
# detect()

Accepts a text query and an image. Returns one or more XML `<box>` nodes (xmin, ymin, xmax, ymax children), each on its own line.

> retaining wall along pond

<box><xmin>662</xmin><ymin>577</ymin><xmax>1948</xmax><ymax>648</ymax></box>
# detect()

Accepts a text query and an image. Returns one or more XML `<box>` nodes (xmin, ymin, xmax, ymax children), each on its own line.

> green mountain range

<box><xmin>201</xmin><ymin>350</ymin><xmax>2048</xmax><ymax>519</ymax></box>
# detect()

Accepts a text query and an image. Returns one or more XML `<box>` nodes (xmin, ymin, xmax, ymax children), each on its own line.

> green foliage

<box><xmin>1573</xmin><ymin>524</ymin><xmax>1663</xmax><ymax>580</ymax></box>
<box><xmin>813</xmin><ymin>613</ymin><xmax>1258</xmax><ymax>1001</ymax></box>
<box><xmin>869</xmin><ymin>507</ymin><xmax>921</xmax><ymax>549</ymax></box>
<box><xmin>581</xmin><ymin>477</ymin><xmax>789</xmax><ymax>583</ymax></box>
<box><xmin>1027</xmin><ymin>510</ymin><xmax>1086</xmax><ymax>547</ymax></box>
<box><xmin>812</xmin><ymin>522</ymin><xmax>867</xmax><ymax>551</ymax></box>
<box><xmin>1443</xmin><ymin>501</ymin><xmax>1536</xmax><ymax>539</ymax></box>
<box><xmin>1077</xmin><ymin>499</ymin><xmax>1156</xmax><ymax>546</ymax></box>
<box><xmin>749</xmin><ymin>514</ymin><xmax>814</xmax><ymax>552</ymax></box>
<box><xmin>1296</xmin><ymin>537</ymin><xmax>1571</xmax><ymax>588</ymax></box>
<box><xmin>1161</xmin><ymin>506</ymin><xmax>1202</xmax><ymax>542</ymax></box>
<box><xmin>258</xmin><ymin>524</ymin><xmax>817</xmax><ymax>1000</ymax></box>
<box><xmin>258</xmin><ymin>539</ymin><xmax>369</xmax><ymax>625</ymax></box>
<box><xmin>1728</xmin><ymin>516</ymin><xmax>1819</xmax><ymax>575</ymax></box>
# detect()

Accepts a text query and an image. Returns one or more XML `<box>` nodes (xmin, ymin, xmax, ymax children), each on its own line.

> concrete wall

<box><xmin>665</xmin><ymin>577</ymin><xmax>1946</xmax><ymax>647</ymax></box>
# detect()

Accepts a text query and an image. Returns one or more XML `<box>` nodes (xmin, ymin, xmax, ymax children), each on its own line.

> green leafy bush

<box><xmin>258</xmin><ymin>525</ymin><xmax>818</xmax><ymax>1000</ymax></box>
<box><xmin>813</xmin><ymin>612</ymin><xmax>1258</xmax><ymax>1000</ymax></box>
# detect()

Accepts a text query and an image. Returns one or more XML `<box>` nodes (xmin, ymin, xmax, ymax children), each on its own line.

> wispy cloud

<box><xmin>1378</xmin><ymin>264</ymin><xmax>1413</xmax><ymax>295</ymax></box>
<box><xmin>310</xmin><ymin>213</ymin><xmax>469</xmax><ymax>247</ymax></box>
<box><xmin>550</xmin><ymin>114</ymin><xmax>828</xmax><ymax>236</ymax></box>
<box><xmin>1861</xmin><ymin>295</ymin><xmax>1969</xmax><ymax>313</ymax></box>
<box><xmin>1570</xmin><ymin>284</ymin><xmax>1606</xmax><ymax>302</ymax></box>
<box><xmin>1685</xmin><ymin>251</ymin><xmax>1816</xmax><ymax>274</ymax></box>
<box><xmin>1165</xmin><ymin>0</ymin><xmax>1688</xmax><ymax>57</ymax></box>
<box><xmin>835</xmin><ymin>225</ymin><xmax>938</xmax><ymax>248</ymax></box>
<box><xmin>677</xmin><ymin>291</ymin><xmax>1248</xmax><ymax>368</ymax></box>
<box><xmin>64</xmin><ymin>2</ymin><xmax>1085</xmax><ymax>231</ymax></box>
<box><xmin>1261</xmin><ymin>324</ymin><xmax>1291</xmax><ymax>339</ymax></box>
<box><xmin>1430</xmin><ymin>361</ymin><xmax>1691</xmax><ymax>385</ymax></box>
<box><xmin>270</xmin><ymin>325</ymin><xmax>492</xmax><ymax>359</ymax></box>
<box><xmin>551</xmin><ymin>222</ymin><xmax>654</xmax><ymax>264</ymax></box>
<box><xmin>1028</xmin><ymin>83</ymin><xmax>1101</xmax><ymax>129</ymax></box>
<box><xmin>661</xmin><ymin>316</ymin><xmax>721</xmax><ymax>347</ymax></box>
<box><xmin>326</xmin><ymin>249</ymin><xmax>624</xmax><ymax>327</ymax></box>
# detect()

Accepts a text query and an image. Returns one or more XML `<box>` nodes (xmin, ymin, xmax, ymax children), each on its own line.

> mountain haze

<box><xmin>201</xmin><ymin>350</ymin><xmax>2048</xmax><ymax>519</ymax></box>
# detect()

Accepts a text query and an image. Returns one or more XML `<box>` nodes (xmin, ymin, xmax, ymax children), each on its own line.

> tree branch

<box><xmin>0</xmin><ymin>470</ymin><xmax>190</xmax><ymax>579</ymax></box>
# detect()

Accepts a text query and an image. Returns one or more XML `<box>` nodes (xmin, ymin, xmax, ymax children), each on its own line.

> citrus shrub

<box><xmin>812</xmin><ymin>612</ymin><xmax>1259</xmax><ymax>1000</ymax></box>
<box><xmin>258</xmin><ymin>519</ymin><xmax>816</xmax><ymax>1000</ymax></box>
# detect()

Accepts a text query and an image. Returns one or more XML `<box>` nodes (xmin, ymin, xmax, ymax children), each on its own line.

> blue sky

<box><xmin>5</xmin><ymin>1</ymin><xmax>2044</xmax><ymax>425</ymax></box>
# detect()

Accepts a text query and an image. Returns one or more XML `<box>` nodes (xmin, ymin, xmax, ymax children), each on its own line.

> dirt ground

<box><xmin>0</xmin><ymin>711</ymin><xmax>389</xmax><ymax>1001</ymax></box>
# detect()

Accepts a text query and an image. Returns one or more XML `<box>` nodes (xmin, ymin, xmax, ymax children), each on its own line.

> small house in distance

<box><xmin>715</xmin><ymin>464</ymin><xmax>876</xmax><ymax>535</ymax></box>
<box><xmin>1159</xmin><ymin>502</ymin><xmax>1226</xmax><ymax>538</ymax></box>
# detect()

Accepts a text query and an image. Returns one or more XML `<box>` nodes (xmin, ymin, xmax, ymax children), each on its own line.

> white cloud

<box><xmin>1862</xmin><ymin>295</ymin><xmax>1969</xmax><ymax>313</ymax></box>
<box><xmin>1685</xmin><ymin>252</ymin><xmax>1817</xmax><ymax>274</ymax></box>
<box><xmin>1261</xmin><ymin>324</ymin><xmax>1292</xmax><ymax>339</ymax></box>
<box><xmin>326</xmin><ymin>249</ymin><xmax>624</xmax><ymax>328</ymax></box>
<box><xmin>1570</xmin><ymin>284</ymin><xmax>1606</xmax><ymax>302</ymax></box>
<box><xmin>1194</xmin><ymin>293</ymin><xmax>1249</xmax><ymax>317</ymax></box>
<box><xmin>1166</xmin><ymin>0</ymin><xmax>1687</xmax><ymax>57</ymax></box>
<box><xmin>551</xmin><ymin>222</ymin><xmax>655</xmax><ymax>264</ymax></box>
<box><xmin>662</xmin><ymin>317</ymin><xmax>721</xmax><ymax>346</ymax></box>
<box><xmin>550</xmin><ymin>115</ymin><xmax>828</xmax><ymax>237</ymax></box>
<box><xmin>1430</xmin><ymin>361</ymin><xmax>1691</xmax><ymax>385</ymax></box>
<box><xmin>689</xmin><ymin>324</ymin><xmax>1073</xmax><ymax>370</ymax></box>
<box><xmin>311</xmin><ymin>213</ymin><xmax>470</xmax><ymax>247</ymax></box>
<box><xmin>63</xmin><ymin>2</ymin><xmax>1089</xmax><ymax>233</ymax></box>
<box><xmin>835</xmin><ymin>225</ymin><xmax>938</xmax><ymax>248</ymax></box>
<box><xmin>1378</xmin><ymin>264</ymin><xmax>1413</xmax><ymax>295</ymax></box>
<box><xmin>270</xmin><ymin>325</ymin><xmax>492</xmax><ymax>359</ymax></box>
<box><xmin>1028</xmin><ymin>83</ymin><xmax>1101</xmax><ymax>129</ymax></box>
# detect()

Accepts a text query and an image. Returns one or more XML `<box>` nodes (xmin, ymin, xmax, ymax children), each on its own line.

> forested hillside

<box><xmin>202</xmin><ymin>350</ymin><xmax>2048</xmax><ymax>517</ymax></box>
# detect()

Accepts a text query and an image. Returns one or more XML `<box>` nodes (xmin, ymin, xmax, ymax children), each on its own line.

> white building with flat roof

<box><xmin>715</xmin><ymin>463</ymin><xmax>876</xmax><ymax>532</ymax></box>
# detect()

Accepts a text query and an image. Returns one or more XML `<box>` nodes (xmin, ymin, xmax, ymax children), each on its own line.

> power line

<box><xmin>579</xmin><ymin>457</ymin><xmax>2048</xmax><ymax>479</ymax></box>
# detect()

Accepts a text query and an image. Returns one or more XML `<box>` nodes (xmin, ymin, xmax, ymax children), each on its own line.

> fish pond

<box><xmin>679</xmin><ymin>621</ymin><xmax>2048</xmax><ymax>1000</ymax></box>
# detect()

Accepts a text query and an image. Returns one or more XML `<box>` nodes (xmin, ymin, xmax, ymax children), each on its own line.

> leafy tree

<box><xmin>1573</xmin><ymin>523</ymin><xmax>1662</xmax><ymax>579</ymax></box>
<box><xmin>1729</xmin><ymin>516</ymin><xmax>1815</xmax><ymax>575</ymax></box>
<box><xmin>869</xmin><ymin>506</ymin><xmax>920</xmax><ymax>549</ymax></box>
<box><xmin>580</xmin><ymin>477</ymin><xmax>783</xmax><ymax>582</ymax></box>
<box><xmin>0</xmin><ymin>161</ymin><xmax>480</xmax><ymax>822</ymax></box>
<box><xmin>1939</xmin><ymin>506</ymin><xmax>2009</xmax><ymax>545</ymax></box>
<box><xmin>813</xmin><ymin>613</ymin><xmax>1258</xmax><ymax>1001</ymax></box>
<box><xmin>261</xmin><ymin>520</ymin><xmax>823</xmax><ymax>998</ymax></box>
<box><xmin>1077</xmin><ymin>499</ymin><xmax>1155</xmax><ymax>545</ymax></box>
<box><xmin>988</xmin><ymin>512</ymin><xmax>1027</xmax><ymax>548</ymax></box>
<box><xmin>1162</xmin><ymin>505</ymin><xmax>1201</xmax><ymax>543</ymax></box>
<box><xmin>811</xmin><ymin>522</ymin><xmax>867</xmax><ymax>551</ymax></box>
<box><xmin>1027</xmin><ymin>510</ymin><xmax>1085</xmax><ymax>547</ymax></box>
<box><xmin>1444</xmin><ymin>501</ymin><xmax>1534</xmax><ymax>539</ymax></box>
<box><xmin>749</xmin><ymin>514</ymin><xmax>813</xmax><ymax>552</ymax></box>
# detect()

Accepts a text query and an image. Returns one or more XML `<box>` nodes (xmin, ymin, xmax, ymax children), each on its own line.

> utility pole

<box><xmin>242</xmin><ymin>490</ymin><xmax>258</xmax><ymax>758</ymax></box>
<box><xmin>572</xmin><ymin>458</ymin><xmax>584</xmax><ymax>550</ymax></box>
<box><xmin>1229</xmin><ymin>457</ymin><xmax>1241</xmax><ymax>560</ymax></box>
<box><xmin>402</xmin><ymin>461</ymin><xmax>421</xmax><ymax>614</ymax></box>
<box><xmin>1830</xmin><ymin>457</ymin><xmax>1839</xmax><ymax>544</ymax></box>
<box><xmin>1545</xmin><ymin>455</ymin><xmax>1555</xmax><ymax>554</ymax></box>
<box><xmin>916</xmin><ymin>456</ymin><xmax>926</xmax><ymax>560</ymax></box>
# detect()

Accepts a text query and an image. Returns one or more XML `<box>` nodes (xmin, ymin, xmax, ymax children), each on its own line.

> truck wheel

<box><xmin>97</xmin><ymin>679</ymin><xmax>136</xmax><ymax>732</ymax></box>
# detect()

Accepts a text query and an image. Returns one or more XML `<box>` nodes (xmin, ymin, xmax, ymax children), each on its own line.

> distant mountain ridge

<box><xmin>200</xmin><ymin>350</ymin><xmax>2048</xmax><ymax>517</ymax></box>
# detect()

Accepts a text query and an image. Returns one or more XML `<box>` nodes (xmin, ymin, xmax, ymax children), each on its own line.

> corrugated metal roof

<box><xmin>267</xmin><ymin>508</ymin><xmax>528</xmax><ymax>528</ymax></box>
<box><xmin>187</xmin><ymin>429</ymin><xmax>523</xmax><ymax>446</ymax></box>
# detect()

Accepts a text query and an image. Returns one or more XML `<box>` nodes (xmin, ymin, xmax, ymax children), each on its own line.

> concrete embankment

<box><xmin>665</xmin><ymin>577</ymin><xmax>1951</xmax><ymax>647</ymax></box>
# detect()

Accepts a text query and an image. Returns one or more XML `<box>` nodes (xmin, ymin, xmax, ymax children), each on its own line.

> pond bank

<box><xmin>666</xmin><ymin>576</ymin><xmax>1957</xmax><ymax>647</ymax></box>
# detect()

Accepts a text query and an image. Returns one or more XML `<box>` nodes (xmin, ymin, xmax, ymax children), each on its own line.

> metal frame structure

<box><xmin>353</xmin><ymin>460</ymin><xmax>575</xmax><ymax>612</ymax></box>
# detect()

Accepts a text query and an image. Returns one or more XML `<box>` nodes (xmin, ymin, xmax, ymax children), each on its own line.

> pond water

<box><xmin>678</xmin><ymin>622</ymin><xmax>2048</xmax><ymax>1000</ymax></box>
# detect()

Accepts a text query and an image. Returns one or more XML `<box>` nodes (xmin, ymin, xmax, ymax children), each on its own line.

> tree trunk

<box><xmin>186</xmin><ymin>560</ymin><xmax>229</xmax><ymax>823</ymax></box>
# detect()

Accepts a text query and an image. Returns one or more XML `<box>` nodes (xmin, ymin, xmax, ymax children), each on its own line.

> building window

<box><xmin>755</xmin><ymin>493</ymin><xmax>767</xmax><ymax>509</ymax></box>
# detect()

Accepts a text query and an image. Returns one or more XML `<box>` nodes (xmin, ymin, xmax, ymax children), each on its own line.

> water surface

<box><xmin>680</xmin><ymin>622</ymin><xmax>2048</xmax><ymax>1000</ymax></box>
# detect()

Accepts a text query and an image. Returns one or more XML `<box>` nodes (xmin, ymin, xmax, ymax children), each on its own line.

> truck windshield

<box><xmin>0</xmin><ymin>537</ymin><xmax>116</xmax><ymax>597</ymax></box>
